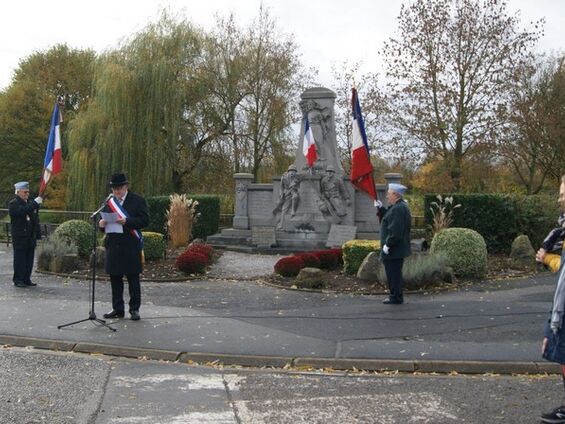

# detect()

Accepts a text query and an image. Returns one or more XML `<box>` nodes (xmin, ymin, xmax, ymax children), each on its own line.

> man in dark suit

<box><xmin>377</xmin><ymin>183</ymin><xmax>412</xmax><ymax>305</ymax></box>
<box><xmin>9</xmin><ymin>181</ymin><xmax>42</xmax><ymax>287</ymax></box>
<box><xmin>99</xmin><ymin>173</ymin><xmax>149</xmax><ymax>321</ymax></box>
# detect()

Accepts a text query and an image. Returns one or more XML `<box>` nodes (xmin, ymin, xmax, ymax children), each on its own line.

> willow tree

<box><xmin>67</xmin><ymin>15</ymin><xmax>203</xmax><ymax>209</ymax></box>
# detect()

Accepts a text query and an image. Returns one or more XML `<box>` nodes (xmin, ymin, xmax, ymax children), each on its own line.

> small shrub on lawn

<box><xmin>343</xmin><ymin>240</ymin><xmax>381</xmax><ymax>274</ymax></box>
<box><xmin>295</xmin><ymin>253</ymin><xmax>321</xmax><ymax>268</ymax></box>
<box><xmin>142</xmin><ymin>232</ymin><xmax>166</xmax><ymax>261</ymax></box>
<box><xmin>274</xmin><ymin>256</ymin><xmax>305</xmax><ymax>277</ymax></box>
<box><xmin>176</xmin><ymin>251</ymin><xmax>208</xmax><ymax>274</ymax></box>
<box><xmin>52</xmin><ymin>219</ymin><xmax>92</xmax><ymax>257</ymax></box>
<box><xmin>430</xmin><ymin>227</ymin><xmax>487</xmax><ymax>278</ymax></box>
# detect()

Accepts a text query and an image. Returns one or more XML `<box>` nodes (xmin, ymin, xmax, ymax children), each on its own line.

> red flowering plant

<box><xmin>274</xmin><ymin>256</ymin><xmax>305</xmax><ymax>277</ymax></box>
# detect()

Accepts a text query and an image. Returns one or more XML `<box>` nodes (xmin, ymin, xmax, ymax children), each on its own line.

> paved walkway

<box><xmin>0</xmin><ymin>244</ymin><xmax>558</xmax><ymax>374</ymax></box>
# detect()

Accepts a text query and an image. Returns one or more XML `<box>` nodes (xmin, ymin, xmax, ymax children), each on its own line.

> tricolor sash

<box><xmin>107</xmin><ymin>197</ymin><xmax>144</xmax><ymax>250</ymax></box>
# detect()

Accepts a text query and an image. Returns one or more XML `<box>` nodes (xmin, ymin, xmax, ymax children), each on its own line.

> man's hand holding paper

<box><xmin>100</xmin><ymin>212</ymin><xmax>124</xmax><ymax>233</ymax></box>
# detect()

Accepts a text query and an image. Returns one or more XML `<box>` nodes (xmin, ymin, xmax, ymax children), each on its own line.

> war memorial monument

<box><xmin>208</xmin><ymin>87</ymin><xmax>403</xmax><ymax>250</ymax></box>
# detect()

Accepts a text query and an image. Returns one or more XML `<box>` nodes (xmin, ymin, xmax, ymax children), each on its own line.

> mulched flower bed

<box><xmin>58</xmin><ymin>250</ymin><xmax>547</xmax><ymax>293</ymax></box>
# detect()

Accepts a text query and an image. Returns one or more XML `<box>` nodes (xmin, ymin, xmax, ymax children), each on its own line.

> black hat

<box><xmin>109</xmin><ymin>173</ymin><xmax>129</xmax><ymax>187</ymax></box>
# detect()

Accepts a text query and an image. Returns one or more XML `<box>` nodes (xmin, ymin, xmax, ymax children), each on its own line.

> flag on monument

<box><xmin>302</xmin><ymin>117</ymin><xmax>317</xmax><ymax>168</ymax></box>
<box><xmin>350</xmin><ymin>87</ymin><xmax>377</xmax><ymax>201</ymax></box>
<box><xmin>39</xmin><ymin>99</ymin><xmax>63</xmax><ymax>195</ymax></box>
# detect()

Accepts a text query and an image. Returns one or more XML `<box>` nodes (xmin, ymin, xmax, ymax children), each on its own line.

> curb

<box><xmin>0</xmin><ymin>334</ymin><xmax>560</xmax><ymax>375</ymax></box>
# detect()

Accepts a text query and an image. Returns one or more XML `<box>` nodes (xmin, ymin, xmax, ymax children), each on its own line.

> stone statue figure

<box><xmin>300</xmin><ymin>99</ymin><xmax>331</xmax><ymax>168</ymax></box>
<box><xmin>319</xmin><ymin>166</ymin><xmax>350</xmax><ymax>222</ymax></box>
<box><xmin>273</xmin><ymin>165</ymin><xmax>301</xmax><ymax>229</ymax></box>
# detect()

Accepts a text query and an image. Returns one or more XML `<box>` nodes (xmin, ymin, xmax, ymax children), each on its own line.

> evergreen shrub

<box><xmin>142</xmin><ymin>232</ymin><xmax>166</xmax><ymax>261</ymax></box>
<box><xmin>424</xmin><ymin>194</ymin><xmax>516</xmax><ymax>253</ymax></box>
<box><xmin>274</xmin><ymin>256</ymin><xmax>305</xmax><ymax>277</ymax></box>
<box><xmin>342</xmin><ymin>240</ymin><xmax>381</xmax><ymax>274</ymax></box>
<box><xmin>377</xmin><ymin>252</ymin><xmax>451</xmax><ymax>290</ymax></box>
<box><xmin>52</xmin><ymin>219</ymin><xmax>92</xmax><ymax>257</ymax></box>
<box><xmin>430</xmin><ymin>227</ymin><xmax>487</xmax><ymax>278</ymax></box>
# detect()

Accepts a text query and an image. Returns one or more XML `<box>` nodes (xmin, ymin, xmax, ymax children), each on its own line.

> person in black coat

<box><xmin>8</xmin><ymin>181</ymin><xmax>42</xmax><ymax>287</ymax></box>
<box><xmin>99</xmin><ymin>173</ymin><xmax>149</xmax><ymax>321</ymax></box>
<box><xmin>377</xmin><ymin>183</ymin><xmax>412</xmax><ymax>305</ymax></box>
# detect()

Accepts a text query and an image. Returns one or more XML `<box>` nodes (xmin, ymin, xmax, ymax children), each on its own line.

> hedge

<box><xmin>424</xmin><ymin>193</ymin><xmax>559</xmax><ymax>253</ymax></box>
<box><xmin>342</xmin><ymin>239</ymin><xmax>381</xmax><ymax>274</ymax></box>
<box><xmin>142</xmin><ymin>231</ymin><xmax>166</xmax><ymax>261</ymax></box>
<box><xmin>146</xmin><ymin>194</ymin><xmax>220</xmax><ymax>239</ymax></box>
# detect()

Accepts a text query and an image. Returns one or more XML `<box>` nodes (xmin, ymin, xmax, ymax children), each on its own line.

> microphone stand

<box><xmin>58</xmin><ymin>196</ymin><xmax>116</xmax><ymax>331</ymax></box>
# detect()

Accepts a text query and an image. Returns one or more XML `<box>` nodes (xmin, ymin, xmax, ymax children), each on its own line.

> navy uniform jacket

<box><xmin>103</xmin><ymin>191</ymin><xmax>149</xmax><ymax>275</ymax></box>
<box><xmin>379</xmin><ymin>199</ymin><xmax>412</xmax><ymax>260</ymax></box>
<box><xmin>8</xmin><ymin>197</ymin><xmax>41</xmax><ymax>249</ymax></box>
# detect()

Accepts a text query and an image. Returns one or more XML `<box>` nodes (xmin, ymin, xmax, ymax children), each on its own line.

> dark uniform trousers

<box><xmin>383</xmin><ymin>258</ymin><xmax>405</xmax><ymax>303</ymax></box>
<box><xmin>13</xmin><ymin>246</ymin><xmax>35</xmax><ymax>284</ymax></box>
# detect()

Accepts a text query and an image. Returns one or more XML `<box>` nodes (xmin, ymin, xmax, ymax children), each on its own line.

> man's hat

<box><xmin>109</xmin><ymin>173</ymin><xmax>129</xmax><ymax>187</ymax></box>
<box><xmin>288</xmin><ymin>164</ymin><xmax>297</xmax><ymax>171</ymax></box>
<box><xmin>388</xmin><ymin>183</ymin><xmax>407</xmax><ymax>195</ymax></box>
<box><xmin>326</xmin><ymin>166</ymin><xmax>335</xmax><ymax>172</ymax></box>
<box><xmin>14</xmin><ymin>181</ymin><xmax>29</xmax><ymax>190</ymax></box>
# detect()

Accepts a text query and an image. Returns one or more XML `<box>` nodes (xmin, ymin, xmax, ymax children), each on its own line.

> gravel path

<box><xmin>207</xmin><ymin>250</ymin><xmax>284</xmax><ymax>279</ymax></box>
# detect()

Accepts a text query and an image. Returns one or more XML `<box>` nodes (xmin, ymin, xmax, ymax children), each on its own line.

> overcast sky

<box><xmin>1</xmin><ymin>0</ymin><xmax>563</xmax><ymax>91</ymax></box>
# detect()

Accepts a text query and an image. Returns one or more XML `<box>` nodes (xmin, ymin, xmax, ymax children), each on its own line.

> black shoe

<box><xmin>24</xmin><ymin>281</ymin><xmax>37</xmax><ymax>287</ymax></box>
<box><xmin>130</xmin><ymin>311</ymin><xmax>140</xmax><ymax>321</ymax></box>
<box><xmin>383</xmin><ymin>298</ymin><xmax>403</xmax><ymax>305</ymax></box>
<box><xmin>14</xmin><ymin>281</ymin><xmax>27</xmax><ymax>288</ymax></box>
<box><xmin>542</xmin><ymin>406</ymin><xmax>565</xmax><ymax>423</ymax></box>
<box><xmin>103</xmin><ymin>310</ymin><xmax>124</xmax><ymax>319</ymax></box>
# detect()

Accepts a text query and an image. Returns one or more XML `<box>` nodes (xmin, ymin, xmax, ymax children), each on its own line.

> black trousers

<box><xmin>383</xmin><ymin>258</ymin><xmax>405</xmax><ymax>302</ymax></box>
<box><xmin>13</xmin><ymin>246</ymin><xmax>35</xmax><ymax>284</ymax></box>
<box><xmin>110</xmin><ymin>274</ymin><xmax>141</xmax><ymax>313</ymax></box>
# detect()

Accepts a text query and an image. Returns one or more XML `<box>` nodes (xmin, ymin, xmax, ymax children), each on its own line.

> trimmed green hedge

<box><xmin>142</xmin><ymin>231</ymin><xmax>166</xmax><ymax>261</ymax></box>
<box><xmin>146</xmin><ymin>195</ymin><xmax>220</xmax><ymax>239</ymax></box>
<box><xmin>424</xmin><ymin>193</ymin><xmax>559</xmax><ymax>253</ymax></box>
<box><xmin>343</xmin><ymin>239</ymin><xmax>381</xmax><ymax>274</ymax></box>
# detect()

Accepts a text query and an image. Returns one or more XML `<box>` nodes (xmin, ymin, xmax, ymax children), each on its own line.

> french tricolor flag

<box><xmin>350</xmin><ymin>88</ymin><xmax>377</xmax><ymax>201</ymax></box>
<box><xmin>39</xmin><ymin>99</ymin><xmax>63</xmax><ymax>195</ymax></box>
<box><xmin>302</xmin><ymin>117</ymin><xmax>317</xmax><ymax>168</ymax></box>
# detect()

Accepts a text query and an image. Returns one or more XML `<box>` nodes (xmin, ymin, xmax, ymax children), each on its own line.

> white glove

<box><xmin>551</xmin><ymin>321</ymin><xmax>560</xmax><ymax>334</ymax></box>
<box><xmin>382</xmin><ymin>244</ymin><xmax>390</xmax><ymax>255</ymax></box>
<box><xmin>34</xmin><ymin>196</ymin><xmax>43</xmax><ymax>205</ymax></box>
<box><xmin>375</xmin><ymin>200</ymin><xmax>383</xmax><ymax>208</ymax></box>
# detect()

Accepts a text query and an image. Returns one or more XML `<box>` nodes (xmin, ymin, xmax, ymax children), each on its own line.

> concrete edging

<box><xmin>0</xmin><ymin>334</ymin><xmax>560</xmax><ymax>375</ymax></box>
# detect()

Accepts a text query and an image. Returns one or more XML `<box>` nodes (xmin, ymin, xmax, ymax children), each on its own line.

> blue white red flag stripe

<box><xmin>107</xmin><ymin>197</ymin><xmax>144</xmax><ymax>249</ymax></box>
<box><xmin>39</xmin><ymin>100</ymin><xmax>63</xmax><ymax>195</ymax></box>
<box><xmin>350</xmin><ymin>88</ymin><xmax>377</xmax><ymax>201</ymax></box>
<box><xmin>302</xmin><ymin>117</ymin><xmax>317</xmax><ymax>168</ymax></box>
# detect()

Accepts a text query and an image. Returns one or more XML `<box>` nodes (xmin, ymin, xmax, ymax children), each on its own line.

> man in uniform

<box><xmin>377</xmin><ymin>183</ymin><xmax>412</xmax><ymax>304</ymax></box>
<box><xmin>9</xmin><ymin>181</ymin><xmax>42</xmax><ymax>287</ymax></box>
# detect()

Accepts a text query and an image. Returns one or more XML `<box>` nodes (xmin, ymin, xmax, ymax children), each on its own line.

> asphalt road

<box><xmin>0</xmin><ymin>347</ymin><xmax>561</xmax><ymax>424</ymax></box>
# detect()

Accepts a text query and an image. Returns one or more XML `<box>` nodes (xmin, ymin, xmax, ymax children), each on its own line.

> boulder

<box><xmin>356</xmin><ymin>251</ymin><xmax>382</xmax><ymax>281</ymax></box>
<box><xmin>295</xmin><ymin>267</ymin><xmax>325</xmax><ymax>289</ymax></box>
<box><xmin>509</xmin><ymin>235</ymin><xmax>535</xmax><ymax>270</ymax></box>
